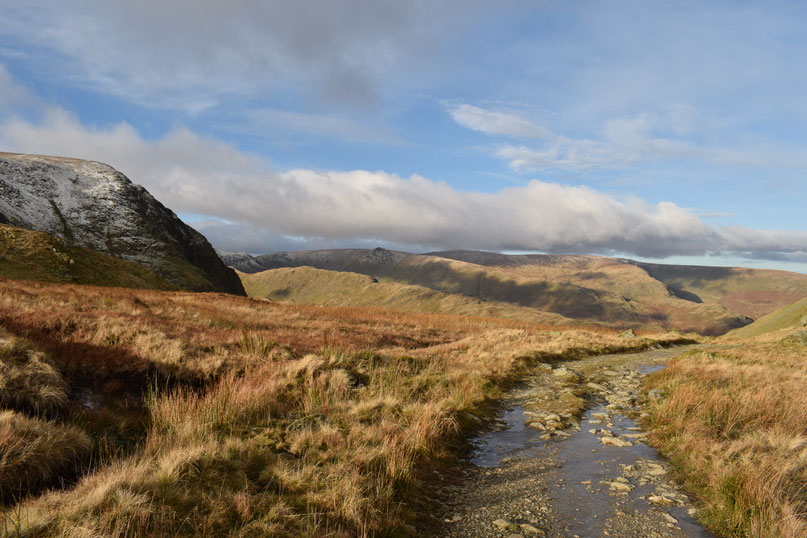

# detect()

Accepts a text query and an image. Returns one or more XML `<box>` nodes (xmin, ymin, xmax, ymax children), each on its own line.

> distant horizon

<box><xmin>213</xmin><ymin>242</ymin><xmax>807</xmax><ymax>275</ymax></box>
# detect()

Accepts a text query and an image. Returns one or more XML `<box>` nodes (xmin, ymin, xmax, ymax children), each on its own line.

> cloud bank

<box><xmin>1</xmin><ymin>108</ymin><xmax>805</xmax><ymax>260</ymax></box>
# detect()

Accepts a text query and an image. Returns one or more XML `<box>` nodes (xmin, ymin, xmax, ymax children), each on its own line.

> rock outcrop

<box><xmin>0</xmin><ymin>152</ymin><xmax>244</xmax><ymax>295</ymax></box>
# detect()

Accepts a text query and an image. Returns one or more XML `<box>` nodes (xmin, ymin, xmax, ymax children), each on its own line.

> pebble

<box><xmin>601</xmin><ymin>436</ymin><xmax>633</xmax><ymax>447</ymax></box>
<box><xmin>609</xmin><ymin>481</ymin><xmax>634</xmax><ymax>493</ymax></box>
<box><xmin>662</xmin><ymin>513</ymin><xmax>678</xmax><ymax>524</ymax></box>
<box><xmin>493</xmin><ymin>518</ymin><xmax>512</xmax><ymax>530</ymax></box>
<box><xmin>647</xmin><ymin>494</ymin><xmax>675</xmax><ymax>506</ymax></box>
<box><xmin>520</xmin><ymin>523</ymin><xmax>543</xmax><ymax>535</ymax></box>
<box><xmin>646</xmin><ymin>463</ymin><xmax>666</xmax><ymax>476</ymax></box>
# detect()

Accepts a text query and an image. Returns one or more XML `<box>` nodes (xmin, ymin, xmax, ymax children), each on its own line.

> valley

<box><xmin>224</xmin><ymin>247</ymin><xmax>807</xmax><ymax>336</ymax></box>
<box><xmin>0</xmin><ymin>153</ymin><xmax>805</xmax><ymax>537</ymax></box>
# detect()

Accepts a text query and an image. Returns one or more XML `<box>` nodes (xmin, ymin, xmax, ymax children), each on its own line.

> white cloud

<box><xmin>447</xmin><ymin>103</ymin><xmax>554</xmax><ymax>139</ymax></box>
<box><xmin>1</xmin><ymin>111</ymin><xmax>806</xmax><ymax>260</ymax></box>
<box><xmin>0</xmin><ymin>1</ymin><xmax>493</xmax><ymax>110</ymax></box>
<box><xmin>450</xmin><ymin>104</ymin><xmax>807</xmax><ymax>172</ymax></box>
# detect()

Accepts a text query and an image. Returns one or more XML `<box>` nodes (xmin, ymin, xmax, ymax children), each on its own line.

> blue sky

<box><xmin>1</xmin><ymin>1</ymin><xmax>806</xmax><ymax>271</ymax></box>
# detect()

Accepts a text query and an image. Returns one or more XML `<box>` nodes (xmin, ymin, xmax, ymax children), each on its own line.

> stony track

<box><xmin>420</xmin><ymin>346</ymin><xmax>712</xmax><ymax>538</ymax></box>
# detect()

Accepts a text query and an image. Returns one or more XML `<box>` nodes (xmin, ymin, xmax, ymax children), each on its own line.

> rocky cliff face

<box><xmin>0</xmin><ymin>152</ymin><xmax>244</xmax><ymax>295</ymax></box>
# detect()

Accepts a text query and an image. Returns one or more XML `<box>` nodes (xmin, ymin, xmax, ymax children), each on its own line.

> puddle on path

<box><xmin>467</xmin><ymin>355</ymin><xmax>711</xmax><ymax>537</ymax></box>
<box><xmin>470</xmin><ymin>404</ymin><xmax>546</xmax><ymax>467</ymax></box>
<box><xmin>549</xmin><ymin>404</ymin><xmax>709</xmax><ymax>537</ymax></box>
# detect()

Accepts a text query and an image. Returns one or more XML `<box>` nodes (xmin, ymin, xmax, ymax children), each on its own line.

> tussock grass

<box><xmin>0</xmin><ymin>410</ymin><xmax>91</xmax><ymax>503</ymax></box>
<box><xmin>643</xmin><ymin>343</ymin><xmax>807</xmax><ymax>537</ymax></box>
<box><xmin>0</xmin><ymin>277</ymin><xmax>687</xmax><ymax>536</ymax></box>
<box><xmin>0</xmin><ymin>335</ymin><xmax>67</xmax><ymax>414</ymax></box>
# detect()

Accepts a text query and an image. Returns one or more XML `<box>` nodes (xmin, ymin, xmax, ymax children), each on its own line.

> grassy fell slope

<box><xmin>635</xmin><ymin>262</ymin><xmax>807</xmax><ymax>321</ymax></box>
<box><xmin>241</xmin><ymin>266</ymin><xmax>571</xmax><ymax>325</ymax></box>
<box><xmin>0</xmin><ymin>224</ymin><xmax>176</xmax><ymax>290</ymax></box>
<box><xmin>0</xmin><ymin>277</ymin><xmax>689</xmax><ymax>537</ymax></box>
<box><xmin>726</xmin><ymin>294</ymin><xmax>807</xmax><ymax>340</ymax></box>
<box><xmin>643</xmin><ymin>342</ymin><xmax>807</xmax><ymax>536</ymax></box>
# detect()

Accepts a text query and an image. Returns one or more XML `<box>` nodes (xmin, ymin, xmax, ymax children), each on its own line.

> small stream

<box><xmin>467</xmin><ymin>354</ymin><xmax>711</xmax><ymax>537</ymax></box>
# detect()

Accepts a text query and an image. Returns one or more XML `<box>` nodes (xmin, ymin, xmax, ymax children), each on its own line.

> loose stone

<box><xmin>493</xmin><ymin>518</ymin><xmax>512</xmax><ymax>530</ymax></box>
<box><xmin>601</xmin><ymin>436</ymin><xmax>633</xmax><ymax>447</ymax></box>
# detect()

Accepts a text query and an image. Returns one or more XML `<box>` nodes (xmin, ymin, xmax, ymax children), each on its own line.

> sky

<box><xmin>1</xmin><ymin>0</ymin><xmax>806</xmax><ymax>272</ymax></box>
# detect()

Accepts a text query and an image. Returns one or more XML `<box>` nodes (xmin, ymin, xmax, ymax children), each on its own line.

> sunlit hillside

<box><xmin>227</xmin><ymin>249</ymin><xmax>807</xmax><ymax>335</ymax></box>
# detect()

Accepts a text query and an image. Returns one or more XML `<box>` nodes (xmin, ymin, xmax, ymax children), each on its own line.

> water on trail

<box><xmin>460</xmin><ymin>347</ymin><xmax>712</xmax><ymax>537</ymax></box>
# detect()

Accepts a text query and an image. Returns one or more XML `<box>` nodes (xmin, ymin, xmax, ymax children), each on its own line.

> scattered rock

<box><xmin>493</xmin><ymin>518</ymin><xmax>512</xmax><ymax>530</ymax></box>
<box><xmin>520</xmin><ymin>524</ymin><xmax>544</xmax><ymax>535</ymax></box>
<box><xmin>601</xmin><ymin>436</ymin><xmax>633</xmax><ymax>447</ymax></box>
<box><xmin>647</xmin><ymin>495</ymin><xmax>676</xmax><ymax>506</ymax></box>
<box><xmin>619</xmin><ymin>329</ymin><xmax>637</xmax><ymax>338</ymax></box>
<box><xmin>646</xmin><ymin>463</ymin><xmax>666</xmax><ymax>476</ymax></box>
<box><xmin>552</xmin><ymin>367</ymin><xmax>583</xmax><ymax>382</ymax></box>
<box><xmin>609</xmin><ymin>481</ymin><xmax>634</xmax><ymax>493</ymax></box>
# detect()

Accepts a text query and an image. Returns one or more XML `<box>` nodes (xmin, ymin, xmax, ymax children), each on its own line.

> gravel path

<box><xmin>419</xmin><ymin>346</ymin><xmax>712</xmax><ymax>538</ymax></box>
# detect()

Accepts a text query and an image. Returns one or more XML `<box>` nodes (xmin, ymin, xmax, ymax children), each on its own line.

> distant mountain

<box><xmin>0</xmin><ymin>152</ymin><xmax>244</xmax><ymax>295</ymax></box>
<box><xmin>223</xmin><ymin>248</ymin><xmax>807</xmax><ymax>335</ymax></box>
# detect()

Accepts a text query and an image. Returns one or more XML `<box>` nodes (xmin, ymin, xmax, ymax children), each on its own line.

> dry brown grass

<box><xmin>0</xmin><ymin>277</ymin><xmax>687</xmax><ymax>536</ymax></box>
<box><xmin>0</xmin><ymin>410</ymin><xmax>91</xmax><ymax>504</ymax></box>
<box><xmin>0</xmin><ymin>334</ymin><xmax>66</xmax><ymax>414</ymax></box>
<box><xmin>643</xmin><ymin>342</ymin><xmax>807</xmax><ymax>537</ymax></box>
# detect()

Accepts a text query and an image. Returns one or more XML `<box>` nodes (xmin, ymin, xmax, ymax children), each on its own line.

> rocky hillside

<box><xmin>224</xmin><ymin>248</ymin><xmax>807</xmax><ymax>335</ymax></box>
<box><xmin>0</xmin><ymin>152</ymin><xmax>244</xmax><ymax>294</ymax></box>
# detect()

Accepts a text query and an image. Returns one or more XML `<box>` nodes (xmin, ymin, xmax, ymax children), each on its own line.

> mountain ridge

<box><xmin>220</xmin><ymin>247</ymin><xmax>807</xmax><ymax>335</ymax></box>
